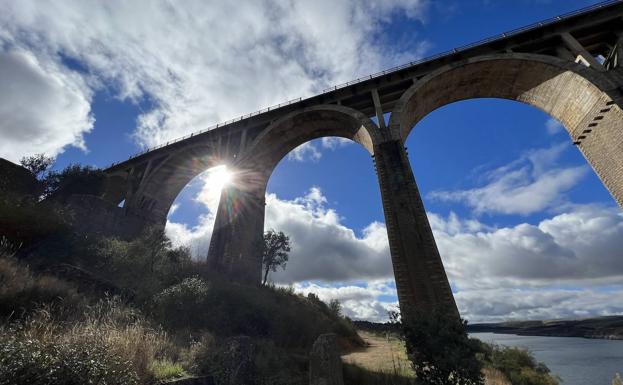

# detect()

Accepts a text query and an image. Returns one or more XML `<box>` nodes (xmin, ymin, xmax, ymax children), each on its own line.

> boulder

<box><xmin>309</xmin><ymin>333</ymin><xmax>344</xmax><ymax>385</ymax></box>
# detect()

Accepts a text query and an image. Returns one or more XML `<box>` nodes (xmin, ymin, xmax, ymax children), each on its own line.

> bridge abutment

<box><xmin>373</xmin><ymin>139</ymin><xmax>459</xmax><ymax>321</ymax></box>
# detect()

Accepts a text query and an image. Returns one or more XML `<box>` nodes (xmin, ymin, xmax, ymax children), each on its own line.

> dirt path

<box><xmin>341</xmin><ymin>331</ymin><xmax>509</xmax><ymax>385</ymax></box>
<box><xmin>341</xmin><ymin>331</ymin><xmax>414</xmax><ymax>377</ymax></box>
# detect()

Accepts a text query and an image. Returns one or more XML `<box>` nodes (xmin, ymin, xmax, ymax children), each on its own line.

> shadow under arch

<box><xmin>207</xmin><ymin>105</ymin><xmax>380</xmax><ymax>282</ymax></box>
<box><xmin>389</xmin><ymin>53</ymin><xmax>623</xmax><ymax>207</ymax></box>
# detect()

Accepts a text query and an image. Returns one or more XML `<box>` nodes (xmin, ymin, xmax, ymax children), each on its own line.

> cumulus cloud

<box><xmin>266</xmin><ymin>188</ymin><xmax>393</xmax><ymax>282</ymax></box>
<box><xmin>0</xmin><ymin>0</ymin><xmax>430</xmax><ymax>159</ymax></box>
<box><xmin>287</xmin><ymin>142</ymin><xmax>323</xmax><ymax>163</ymax></box>
<box><xmin>167</xmin><ymin>184</ymin><xmax>393</xmax><ymax>281</ymax></box>
<box><xmin>429</xmin><ymin>143</ymin><xmax>588</xmax><ymax>215</ymax></box>
<box><xmin>165</xmin><ymin>169</ymin><xmax>623</xmax><ymax>322</ymax></box>
<box><xmin>293</xmin><ymin>281</ymin><xmax>399</xmax><ymax>322</ymax></box>
<box><xmin>287</xmin><ymin>137</ymin><xmax>355</xmax><ymax>162</ymax></box>
<box><xmin>456</xmin><ymin>287</ymin><xmax>623</xmax><ymax>322</ymax></box>
<box><xmin>431</xmin><ymin>205</ymin><xmax>623</xmax><ymax>288</ymax></box>
<box><xmin>0</xmin><ymin>49</ymin><xmax>93</xmax><ymax>162</ymax></box>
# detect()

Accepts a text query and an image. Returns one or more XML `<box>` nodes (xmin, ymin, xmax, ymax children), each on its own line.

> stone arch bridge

<box><xmin>101</xmin><ymin>1</ymin><xmax>623</xmax><ymax>318</ymax></box>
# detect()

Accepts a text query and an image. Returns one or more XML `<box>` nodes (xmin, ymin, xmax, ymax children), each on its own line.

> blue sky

<box><xmin>1</xmin><ymin>0</ymin><xmax>622</xmax><ymax>322</ymax></box>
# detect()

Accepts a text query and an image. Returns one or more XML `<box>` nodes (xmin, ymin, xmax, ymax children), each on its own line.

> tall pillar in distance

<box><xmin>374</xmin><ymin>139</ymin><xmax>459</xmax><ymax>322</ymax></box>
<box><xmin>206</xmin><ymin>167</ymin><xmax>268</xmax><ymax>285</ymax></box>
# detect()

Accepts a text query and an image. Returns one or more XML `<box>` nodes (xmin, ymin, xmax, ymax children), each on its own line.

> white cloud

<box><xmin>166</xmin><ymin>170</ymin><xmax>623</xmax><ymax>322</ymax></box>
<box><xmin>545</xmin><ymin>117</ymin><xmax>564</xmax><ymax>135</ymax></box>
<box><xmin>166</xmin><ymin>213</ymin><xmax>215</xmax><ymax>259</ymax></box>
<box><xmin>287</xmin><ymin>142</ymin><xmax>323</xmax><ymax>163</ymax></box>
<box><xmin>457</xmin><ymin>288</ymin><xmax>623</xmax><ymax>323</ymax></box>
<box><xmin>321</xmin><ymin>137</ymin><xmax>353</xmax><ymax>150</ymax></box>
<box><xmin>287</xmin><ymin>137</ymin><xmax>354</xmax><ymax>162</ymax></box>
<box><xmin>431</xmin><ymin>206</ymin><xmax>623</xmax><ymax>288</ymax></box>
<box><xmin>293</xmin><ymin>281</ymin><xmax>399</xmax><ymax>322</ymax></box>
<box><xmin>266</xmin><ymin>188</ymin><xmax>393</xmax><ymax>282</ymax></box>
<box><xmin>0</xmin><ymin>0</ymin><xmax>430</xmax><ymax>158</ymax></box>
<box><xmin>429</xmin><ymin>143</ymin><xmax>588</xmax><ymax>215</ymax></box>
<box><xmin>0</xmin><ymin>49</ymin><xmax>93</xmax><ymax>162</ymax></box>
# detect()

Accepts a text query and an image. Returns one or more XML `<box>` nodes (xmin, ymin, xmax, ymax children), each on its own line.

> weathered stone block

<box><xmin>309</xmin><ymin>333</ymin><xmax>344</xmax><ymax>385</ymax></box>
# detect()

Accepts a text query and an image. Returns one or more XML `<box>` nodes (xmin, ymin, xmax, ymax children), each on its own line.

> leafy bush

<box><xmin>479</xmin><ymin>343</ymin><xmax>560</xmax><ymax>385</ymax></box>
<box><xmin>402</xmin><ymin>308</ymin><xmax>483</xmax><ymax>385</ymax></box>
<box><xmin>151</xmin><ymin>277</ymin><xmax>362</xmax><ymax>350</ymax></box>
<box><xmin>187</xmin><ymin>335</ymin><xmax>307</xmax><ymax>385</ymax></box>
<box><xmin>44</xmin><ymin>164</ymin><xmax>106</xmax><ymax>202</ymax></box>
<box><xmin>152</xmin><ymin>276</ymin><xmax>211</xmax><ymax>331</ymax></box>
<box><xmin>94</xmin><ymin>228</ymin><xmax>195</xmax><ymax>303</ymax></box>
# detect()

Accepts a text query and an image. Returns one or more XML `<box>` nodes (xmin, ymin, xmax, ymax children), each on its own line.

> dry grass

<box><xmin>344</xmin><ymin>330</ymin><xmax>514</xmax><ymax>385</ymax></box>
<box><xmin>3</xmin><ymin>297</ymin><xmax>173</xmax><ymax>383</ymax></box>
<box><xmin>0</xmin><ymin>255</ymin><xmax>83</xmax><ymax>318</ymax></box>
<box><xmin>342</xmin><ymin>331</ymin><xmax>415</xmax><ymax>378</ymax></box>
<box><xmin>483</xmin><ymin>367</ymin><xmax>511</xmax><ymax>385</ymax></box>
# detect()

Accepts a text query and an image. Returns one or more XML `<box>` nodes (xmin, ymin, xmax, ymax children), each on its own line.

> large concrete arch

<box><xmin>389</xmin><ymin>53</ymin><xmax>623</xmax><ymax>207</ymax></box>
<box><xmin>122</xmin><ymin>144</ymin><xmax>231</xmax><ymax>229</ymax></box>
<box><xmin>206</xmin><ymin>105</ymin><xmax>380</xmax><ymax>282</ymax></box>
<box><xmin>242</xmin><ymin>104</ymin><xmax>379</xmax><ymax>170</ymax></box>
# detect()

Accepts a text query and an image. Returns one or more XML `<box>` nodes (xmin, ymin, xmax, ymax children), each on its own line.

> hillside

<box><xmin>467</xmin><ymin>316</ymin><xmax>623</xmax><ymax>340</ymax></box>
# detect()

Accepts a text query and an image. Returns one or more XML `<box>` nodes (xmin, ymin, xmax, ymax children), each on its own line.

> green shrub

<box><xmin>482</xmin><ymin>344</ymin><xmax>560</xmax><ymax>385</ymax></box>
<box><xmin>94</xmin><ymin>229</ymin><xmax>194</xmax><ymax>303</ymax></box>
<box><xmin>151</xmin><ymin>277</ymin><xmax>363</xmax><ymax>350</ymax></box>
<box><xmin>187</xmin><ymin>335</ymin><xmax>307</xmax><ymax>385</ymax></box>
<box><xmin>152</xmin><ymin>276</ymin><xmax>211</xmax><ymax>331</ymax></box>
<box><xmin>402</xmin><ymin>308</ymin><xmax>484</xmax><ymax>385</ymax></box>
<box><xmin>150</xmin><ymin>359</ymin><xmax>187</xmax><ymax>380</ymax></box>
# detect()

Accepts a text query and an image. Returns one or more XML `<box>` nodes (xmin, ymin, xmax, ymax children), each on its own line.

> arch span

<box><xmin>242</xmin><ymin>104</ymin><xmax>378</xmax><ymax>171</ymax></box>
<box><xmin>390</xmin><ymin>53</ymin><xmax>623</xmax><ymax>207</ymax></box>
<box><xmin>206</xmin><ymin>105</ymin><xmax>381</xmax><ymax>282</ymax></box>
<box><xmin>122</xmin><ymin>144</ymin><xmax>231</xmax><ymax>228</ymax></box>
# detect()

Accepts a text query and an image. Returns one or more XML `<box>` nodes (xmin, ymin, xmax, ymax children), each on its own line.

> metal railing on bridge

<box><xmin>107</xmin><ymin>0</ymin><xmax>621</xmax><ymax>169</ymax></box>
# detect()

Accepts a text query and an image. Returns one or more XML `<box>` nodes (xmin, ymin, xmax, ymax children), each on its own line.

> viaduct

<box><xmin>101</xmin><ymin>1</ymin><xmax>623</xmax><ymax>319</ymax></box>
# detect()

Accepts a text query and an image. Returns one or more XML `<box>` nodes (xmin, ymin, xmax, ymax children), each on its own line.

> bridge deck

<box><xmin>107</xmin><ymin>0</ymin><xmax>623</xmax><ymax>171</ymax></box>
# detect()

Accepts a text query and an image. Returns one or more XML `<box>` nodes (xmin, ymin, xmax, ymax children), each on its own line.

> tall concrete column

<box><xmin>206</xmin><ymin>170</ymin><xmax>267</xmax><ymax>285</ymax></box>
<box><xmin>374</xmin><ymin>140</ymin><xmax>459</xmax><ymax>321</ymax></box>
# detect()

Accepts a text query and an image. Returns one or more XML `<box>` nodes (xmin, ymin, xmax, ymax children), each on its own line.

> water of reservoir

<box><xmin>471</xmin><ymin>333</ymin><xmax>623</xmax><ymax>385</ymax></box>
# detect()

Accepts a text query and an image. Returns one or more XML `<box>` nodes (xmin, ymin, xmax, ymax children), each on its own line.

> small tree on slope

<box><xmin>261</xmin><ymin>230</ymin><xmax>291</xmax><ymax>286</ymax></box>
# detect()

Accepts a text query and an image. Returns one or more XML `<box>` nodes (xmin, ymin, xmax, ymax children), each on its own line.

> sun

<box><xmin>210</xmin><ymin>165</ymin><xmax>233</xmax><ymax>190</ymax></box>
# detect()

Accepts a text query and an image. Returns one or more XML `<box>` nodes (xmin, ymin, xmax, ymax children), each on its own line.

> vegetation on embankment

<box><xmin>343</xmin><ymin>327</ymin><xmax>561</xmax><ymax>385</ymax></box>
<box><xmin>0</xmin><ymin>246</ymin><xmax>361</xmax><ymax>385</ymax></box>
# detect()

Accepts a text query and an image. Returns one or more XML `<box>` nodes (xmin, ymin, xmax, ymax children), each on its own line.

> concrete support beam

<box><xmin>207</xmin><ymin>181</ymin><xmax>266</xmax><ymax>284</ymax></box>
<box><xmin>616</xmin><ymin>35</ymin><xmax>623</xmax><ymax>69</ymax></box>
<box><xmin>373</xmin><ymin>140</ymin><xmax>458</xmax><ymax>322</ymax></box>
<box><xmin>371</xmin><ymin>89</ymin><xmax>386</xmax><ymax>129</ymax></box>
<box><xmin>555</xmin><ymin>45</ymin><xmax>575</xmax><ymax>61</ymax></box>
<box><xmin>561</xmin><ymin>32</ymin><xmax>605</xmax><ymax>71</ymax></box>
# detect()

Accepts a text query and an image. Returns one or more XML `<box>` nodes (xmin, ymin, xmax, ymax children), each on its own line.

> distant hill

<box><xmin>467</xmin><ymin>316</ymin><xmax>623</xmax><ymax>340</ymax></box>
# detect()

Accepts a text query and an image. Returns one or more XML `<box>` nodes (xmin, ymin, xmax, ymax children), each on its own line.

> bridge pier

<box><xmin>374</xmin><ymin>139</ymin><xmax>459</xmax><ymax>321</ymax></box>
<box><xmin>206</xmin><ymin>169</ymin><xmax>267</xmax><ymax>285</ymax></box>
